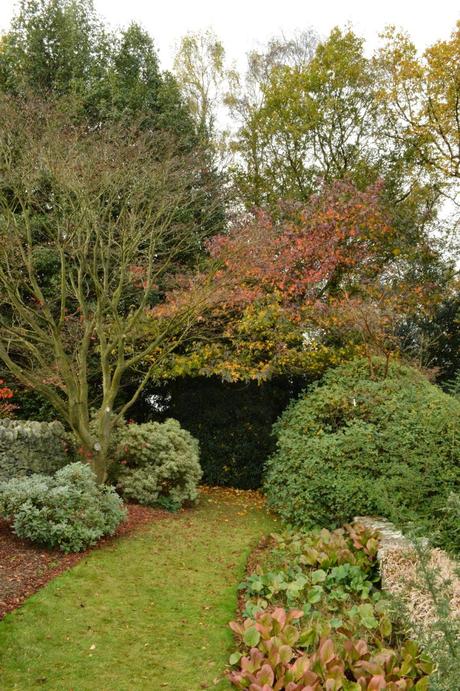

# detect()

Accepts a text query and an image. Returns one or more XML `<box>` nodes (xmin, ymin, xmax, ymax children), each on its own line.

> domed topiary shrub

<box><xmin>264</xmin><ymin>358</ymin><xmax>460</xmax><ymax>551</ymax></box>
<box><xmin>112</xmin><ymin>418</ymin><xmax>202</xmax><ymax>510</ymax></box>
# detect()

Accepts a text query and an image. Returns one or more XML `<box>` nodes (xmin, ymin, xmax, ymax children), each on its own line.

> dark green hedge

<box><xmin>129</xmin><ymin>376</ymin><xmax>305</xmax><ymax>489</ymax></box>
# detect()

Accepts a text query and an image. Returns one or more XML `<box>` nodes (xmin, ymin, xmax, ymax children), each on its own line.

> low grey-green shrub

<box><xmin>112</xmin><ymin>418</ymin><xmax>202</xmax><ymax>509</ymax></box>
<box><xmin>264</xmin><ymin>358</ymin><xmax>460</xmax><ymax>552</ymax></box>
<box><xmin>0</xmin><ymin>418</ymin><xmax>71</xmax><ymax>480</ymax></box>
<box><xmin>0</xmin><ymin>462</ymin><xmax>125</xmax><ymax>552</ymax></box>
<box><xmin>120</xmin><ymin>468</ymin><xmax>181</xmax><ymax>511</ymax></box>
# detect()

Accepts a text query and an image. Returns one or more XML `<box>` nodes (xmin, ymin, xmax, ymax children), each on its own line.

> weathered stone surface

<box><xmin>0</xmin><ymin>419</ymin><xmax>70</xmax><ymax>480</ymax></box>
<box><xmin>355</xmin><ymin>515</ymin><xmax>412</xmax><ymax>561</ymax></box>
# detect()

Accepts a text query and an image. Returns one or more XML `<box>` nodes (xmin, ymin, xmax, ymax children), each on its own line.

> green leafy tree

<box><xmin>229</xmin><ymin>27</ymin><xmax>442</xmax><ymax>254</ymax></box>
<box><xmin>0</xmin><ymin>0</ymin><xmax>199</xmax><ymax>144</ymax></box>
<box><xmin>229</xmin><ymin>29</ymin><xmax>381</xmax><ymax>208</ymax></box>
<box><xmin>173</xmin><ymin>30</ymin><xmax>226</xmax><ymax>140</ymax></box>
<box><xmin>106</xmin><ymin>23</ymin><xmax>198</xmax><ymax>147</ymax></box>
<box><xmin>0</xmin><ymin>0</ymin><xmax>110</xmax><ymax>98</ymax></box>
<box><xmin>377</xmin><ymin>22</ymin><xmax>460</xmax><ymax>183</ymax></box>
<box><xmin>0</xmin><ymin>1</ymin><xmax>226</xmax><ymax>427</ymax></box>
<box><xmin>226</xmin><ymin>30</ymin><xmax>318</xmax><ymax>208</ymax></box>
<box><xmin>376</xmin><ymin>22</ymin><xmax>460</xmax><ymax>257</ymax></box>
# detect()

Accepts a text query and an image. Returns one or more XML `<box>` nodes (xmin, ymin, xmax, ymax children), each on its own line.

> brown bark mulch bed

<box><xmin>0</xmin><ymin>503</ymin><xmax>168</xmax><ymax>621</ymax></box>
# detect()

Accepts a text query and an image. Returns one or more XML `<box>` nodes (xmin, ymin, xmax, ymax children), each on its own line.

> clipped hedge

<box><xmin>0</xmin><ymin>462</ymin><xmax>125</xmax><ymax>552</ymax></box>
<box><xmin>112</xmin><ymin>418</ymin><xmax>202</xmax><ymax>510</ymax></box>
<box><xmin>0</xmin><ymin>418</ymin><xmax>71</xmax><ymax>480</ymax></box>
<box><xmin>128</xmin><ymin>375</ymin><xmax>305</xmax><ymax>489</ymax></box>
<box><xmin>264</xmin><ymin>358</ymin><xmax>460</xmax><ymax>552</ymax></box>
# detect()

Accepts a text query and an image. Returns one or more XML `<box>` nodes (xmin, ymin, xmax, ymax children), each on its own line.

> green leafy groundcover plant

<box><xmin>0</xmin><ymin>463</ymin><xmax>125</xmax><ymax>552</ymax></box>
<box><xmin>111</xmin><ymin>418</ymin><xmax>202</xmax><ymax>510</ymax></box>
<box><xmin>264</xmin><ymin>358</ymin><xmax>460</xmax><ymax>552</ymax></box>
<box><xmin>228</xmin><ymin>524</ymin><xmax>433</xmax><ymax>689</ymax></box>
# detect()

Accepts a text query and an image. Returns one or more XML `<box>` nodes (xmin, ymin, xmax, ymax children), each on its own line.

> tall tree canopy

<box><xmin>173</xmin><ymin>29</ymin><xmax>226</xmax><ymax>140</ymax></box>
<box><xmin>155</xmin><ymin>180</ymin><xmax>445</xmax><ymax>382</ymax></box>
<box><xmin>377</xmin><ymin>22</ymin><xmax>460</xmax><ymax>184</ymax></box>
<box><xmin>0</xmin><ymin>0</ymin><xmax>108</xmax><ymax>97</ymax></box>
<box><xmin>0</xmin><ymin>0</ymin><xmax>198</xmax><ymax>145</ymax></box>
<box><xmin>376</xmin><ymin>22</ymin><xmax>460</xmax><ymax>259</ymax></box>
<box><xmin>226</xmin><ymin>27</ymin><xmax>449</xmax><ymax>286</ymax></box>
<box><xmin>0</xmin><ymin>98</ymin><xmax>220</xmax><ymax>481</ymax></box>
<box><xmin>0</xmin><ymin>1</ymin><xmax>226</xmax><ymax>465</ymax></box>
<box><xmin>229</xmin><ymin>29</ymin><xmax>378</xmax><ymax>207</ymax></box>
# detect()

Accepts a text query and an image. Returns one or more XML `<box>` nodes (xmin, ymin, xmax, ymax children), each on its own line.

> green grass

<box><xmin>0</xmin><ymin>488</ymin><xmax>276</xmax><ymax>690</ymax></box>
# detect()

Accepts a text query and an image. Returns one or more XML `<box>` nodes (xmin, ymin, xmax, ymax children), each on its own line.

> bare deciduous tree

<box><xmin>0</xmin><ymin>97</ymin><xmax>217</xmax><ymax>481</ymax></box>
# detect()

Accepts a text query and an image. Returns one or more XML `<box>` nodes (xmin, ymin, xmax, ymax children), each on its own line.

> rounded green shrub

<box><xmin>264</xmin><ymin>358</ymin><xmax>460</xmax><ymax>551</ymax></box>
<box><xmin>112</xmin><ymin>418</ymin><xmax>202</xmax><ymax>509</ymax></box>
<box><xmin>0</xmin><ymin>462</ymin><xmax>126</xmax><ymax>552</ymax></box>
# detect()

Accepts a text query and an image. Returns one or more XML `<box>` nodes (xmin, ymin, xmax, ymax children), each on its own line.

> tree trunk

<box><xmin>92</xmin><ymin>451</ymin><xmax>109</xmax><ymax>484</ymax></box>
<box><xmin>71</xmin><ymin>407</ymin><xmax>113</xmax><ymax>484</ymax></box>
<box><xmin>91</xmin><ymin>407</ymin><xmax>114</xmax><ymax>484</ymax></box>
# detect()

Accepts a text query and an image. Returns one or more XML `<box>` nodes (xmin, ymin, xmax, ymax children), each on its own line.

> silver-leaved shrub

<box><xmin>112</xmin><ymin>418</ymin><xmax>202</xmax><ymax>510</ymax></box>
<box><xmin>0</xmin><ymin>462</ymin><xmax>125</xmax><ymax>552</ymax></box>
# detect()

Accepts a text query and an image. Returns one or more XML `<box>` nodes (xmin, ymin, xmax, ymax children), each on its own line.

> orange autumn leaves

<box><xmin>151</xmin><ymin>180</ymin><xmax>438</xmax><ymax>381</ymax></box>
<box><xmin>0</xmin><ymin>380</ymin><xmax>15</xmax><ymax>418</ymax></box>
<box><xmin>206</xmin><ymin>181</ymin><xmax>393</xmax><ymax>306</ymax></box>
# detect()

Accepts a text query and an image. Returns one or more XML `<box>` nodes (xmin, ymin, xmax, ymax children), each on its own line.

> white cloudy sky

<box><xmin>1</xmin><ymin>0</ymin><xmax>459</xmax><ymax>70</ymax></box>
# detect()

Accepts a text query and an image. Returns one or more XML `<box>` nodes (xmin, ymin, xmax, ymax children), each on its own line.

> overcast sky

<box><xmin>1</xmin><ymin>0</ymin><xmax>459</xmax><ymax>71</ymax></box>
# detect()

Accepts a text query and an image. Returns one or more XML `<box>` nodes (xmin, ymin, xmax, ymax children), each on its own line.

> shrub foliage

<box><xmin>264</xmin><ymin>358</ymin><xmax>460</xmax><ymax>551</ymax></box>
<box><xmin>112</xmin><ymin>418</ymin><xmax>202</xmax><ymax>510</ymax></box>
<box><xmin>0</xmin><ymin>463</ymin><xmax>125</xmax><ymax>552</ymax></box>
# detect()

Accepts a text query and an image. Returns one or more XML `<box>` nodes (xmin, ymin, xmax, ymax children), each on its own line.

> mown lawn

<box><xmin>0</xmin><ymin>487</ymin><xmax>276</xmax><ymax>691</ymax></box>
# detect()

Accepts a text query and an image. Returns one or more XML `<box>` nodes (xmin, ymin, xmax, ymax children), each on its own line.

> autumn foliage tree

<box><xmin>157</xmin><ymin>180</ymin><xmax>442</xmax><ymax>382</ymax></box>
<box><xmin>227</xmin><ymin>27</ymin><xmax>442</xmax><ymax>236</ymax></box>
<box><xmin>377</xmin><ymin>22</ymin><xmax>460</xmax><ymax>184</ymax></box>
<box><xmin>375</xmin><ymin>22</ymin><xmax>460</xmax><ymax>264</ymax></box>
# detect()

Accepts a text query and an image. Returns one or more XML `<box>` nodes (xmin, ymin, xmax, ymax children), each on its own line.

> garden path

<box><xmin>0</xmin><ymin>487</ymin><xmax>275</xmax><ymax>690</ymax></box>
